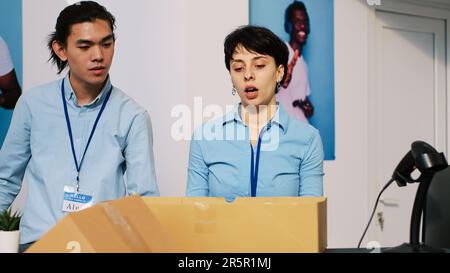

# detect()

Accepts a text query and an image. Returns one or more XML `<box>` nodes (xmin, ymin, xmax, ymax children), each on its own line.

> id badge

<box><xmin>62</xmin><ymin>186</ymin><xmax>94</xmax><ymax>213</ymax></box>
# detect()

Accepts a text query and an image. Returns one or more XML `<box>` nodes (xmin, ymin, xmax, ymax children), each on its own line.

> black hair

<box><xmin>284</xmin><ymin>1</ymin><xmax>310</xmax><ymax>35</ymax></box>
<box><xmin>224</xmin><ymin>25</ymin><xmax>289</xmax><ymax>87</ymax></box>
<box><xmin>47</xmin><ymin>1</ymin><xmax>116</xmax><ymax>74</ymax></box>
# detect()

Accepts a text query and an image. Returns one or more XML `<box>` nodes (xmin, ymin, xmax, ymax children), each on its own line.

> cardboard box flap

<box><xmin>28</xmin><ymin>195</ymin><xmax>176</xmax><ymax>253</ymax></box>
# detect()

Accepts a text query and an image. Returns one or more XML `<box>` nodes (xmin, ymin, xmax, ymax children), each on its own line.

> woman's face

<box><xmin>229</xmin><ymin>45</ymin><xmax>284</xmax><ymax>107</ymax></box>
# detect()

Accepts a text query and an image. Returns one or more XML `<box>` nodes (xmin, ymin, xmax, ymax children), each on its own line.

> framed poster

<box><xmin>250</xmin><ymin>0</ymin><xmax>335</xmax><ymax>160</ymax></box>
<box><xmin>0</xmin><ymin>0</ymin><xmax>22</xmax><ymax>148</ymax></box>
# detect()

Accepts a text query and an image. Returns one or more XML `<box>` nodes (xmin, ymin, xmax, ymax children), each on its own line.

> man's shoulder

<box><xmin>109</xmin><ymin>87</ymin><xmax>147</xmax><ymax>115</ymax></box>
<box><xmin>22</xmin><ymin>79</ymin><xmax>61</xmax><ymax>101</ymax></box>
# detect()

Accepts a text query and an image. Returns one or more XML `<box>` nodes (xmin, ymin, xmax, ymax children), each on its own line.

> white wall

<box><xmin>18</xmin><ymin>0</ymin><xmax>382</xmax><ymax>248</ymax></box>
<box><xmin>324</xmin><ymin>0</ymin><xmax>372</xmax><ymax>248</ymax></box>
<box><xmin>23</xmin><ymin>0</ymin><xmax>67</xmax><ymax>90</ymax></box>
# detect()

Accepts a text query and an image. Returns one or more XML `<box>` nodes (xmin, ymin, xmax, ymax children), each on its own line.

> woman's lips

<box><xmin>244</xmin><ymin>89</ymin><xmax>258</xmax><ymax>100</ymax></box>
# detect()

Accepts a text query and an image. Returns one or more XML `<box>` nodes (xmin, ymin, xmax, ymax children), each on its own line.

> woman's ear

<box><xmin>276</xmin><ymin>64</ymin><xmax>285</xmax><ymax>83</ymax></box>
<box><xmin>51</xmin><ymin>40</ymin><xmax>68</xmax><ymax>62</ymax></box>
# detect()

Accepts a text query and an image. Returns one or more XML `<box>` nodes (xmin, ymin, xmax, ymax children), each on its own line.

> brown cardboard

<box><xmin>27</xmin><ymin>195</ymin><xmax>176</xmax><ymax>253</ymax></box>
<box><xmin>27</xmin><ymin>196</ymin><xmax>327</xmax><ymax>253</ymax></box>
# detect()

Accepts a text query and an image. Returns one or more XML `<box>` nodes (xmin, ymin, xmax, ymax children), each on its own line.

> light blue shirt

<box><xmin>0</xmin><ymin>74</ymin><xmax>159</xmax><ymax>244</ymax></box>
<box><xmin>187</xmin><ymin>104</ymin><xmax>324</xmax><ymax>200</ymax></box>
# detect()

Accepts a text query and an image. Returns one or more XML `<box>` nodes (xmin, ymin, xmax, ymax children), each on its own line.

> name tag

<box><xmin>62</xmin><ymin>186</ymin><xmax>94</xmax><ymax>213</ymax></box>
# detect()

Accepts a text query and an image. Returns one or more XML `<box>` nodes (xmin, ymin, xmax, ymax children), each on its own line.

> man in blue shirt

<box><xmin>0</xmin><ymin>1</ymin><xmax>159</xmax><ymax>247</ymax></box>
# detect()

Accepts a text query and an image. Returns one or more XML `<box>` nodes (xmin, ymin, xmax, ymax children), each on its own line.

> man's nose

<box><xmin>91</xmin><ymin>45</ymin><xmax>104</xmax><ymax>62</ymax></box>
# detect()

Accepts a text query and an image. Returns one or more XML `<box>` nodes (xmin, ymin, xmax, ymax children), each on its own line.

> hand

<box><xmin>293</xmin><ymin>97</ymin><xmax>314</xmax><ymax>118</ymax></box>
<box><xmin>301</xmin><ymin>99</ymin><xmax>314</xmax><ymax>118</ymax></box>
<box><xmin>282</xmin><ymin>49</ymin><xmax>300</xmax><ymax>89</ymax></box>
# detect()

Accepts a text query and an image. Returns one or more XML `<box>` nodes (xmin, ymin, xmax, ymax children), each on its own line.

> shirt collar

<box><xmin>272</xmin><ymin>103</ymin><xmax>289</xmax><ymax>133</ymax></box>
<box><xmin>222</xmin><ymin>103</ymin><xmax>289</xmax><ymax>134</ymax></box>
<box><xmin>63</xmin><ymin>72</ymin><xmax>112</xmax><ymax>108</ymax></box>
<box><xmin>222</xmin><ymin>103</ymin><xmax>244</xmax><ymax>126</ymax></box>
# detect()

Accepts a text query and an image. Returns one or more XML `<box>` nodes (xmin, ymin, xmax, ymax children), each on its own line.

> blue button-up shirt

<box><xmin>187</xmin><ymin>104</ymin><xmax>324</xmax><ymax>200</ymax></box>
<box><xmin>0</xmin><ymin>74</ymin><xmax>159</xmax><ymax>244</ymax></box>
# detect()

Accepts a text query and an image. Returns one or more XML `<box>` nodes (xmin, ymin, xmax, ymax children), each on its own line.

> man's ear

<box><xmin>51</xmin><ymin>40</ymin><xmax>68</xmax><ymax>62</ymax></box>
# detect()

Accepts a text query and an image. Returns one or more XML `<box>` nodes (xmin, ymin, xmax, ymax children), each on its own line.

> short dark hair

<box><xmin>284</xmin><ymin>1</ymin><xmax>310</xmax><ymax>35</ymax></box>
<box><xmin>224</xmin><ymin>25</ymin><xmax>289</xmax><ymax>86</ymax></box>
<box><xmin>47</xmin><ymin>1</ymin><xmax>116</xmax><ymax>74</ymax></box>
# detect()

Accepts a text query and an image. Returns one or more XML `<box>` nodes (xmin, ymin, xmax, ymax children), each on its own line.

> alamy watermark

<box><xmin>170</xmin><ymin>97</ymin><xmax>281</xmax><ymax>151</ymax></box>
<box><xmin>367</xmin><ymin>0</ymin><xmax>381</xmax><ymax>6</ymax></box>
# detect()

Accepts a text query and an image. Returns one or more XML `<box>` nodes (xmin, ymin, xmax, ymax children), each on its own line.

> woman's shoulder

<box><xmin>192</xmin><ymin>112</ymin><xmax>232</xmax><ymax>141</ymax></box>
<box><xmin>285</xmin><ymin>114</ymin><xmax>321</xmax><ymax>144</ymax></box>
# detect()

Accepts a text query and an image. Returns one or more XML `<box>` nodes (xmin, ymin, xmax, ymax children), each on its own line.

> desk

<box><xmin>325</xmin><ymin>248</ymin><xmax>374</xmax><ymax>253</ymax></box>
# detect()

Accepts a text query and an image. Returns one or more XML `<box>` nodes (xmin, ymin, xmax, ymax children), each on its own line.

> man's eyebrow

<box><xmin>100</xmin><ymin>34</ymin><xmax>114</xmax><ymax>43</ymax></box>
<box><xmin>76</xmin><ymin>39</ymin><xmax>94</xmax><ymax>45</ymax></box>
<box><xmin>75</xmin><ymin>34</ymin><xmax>114</xmax><ymax>45</ymax></box>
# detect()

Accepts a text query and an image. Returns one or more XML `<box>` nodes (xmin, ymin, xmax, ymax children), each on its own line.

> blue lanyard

<box><xmin>61</xmin><ymin>78</ymin><xmax>112</xmax><ymax>192</ymax></box>
<box><xmin>250</xmin><ymin>123</ymin><xmax>271</xmax><ymax>197</ymax></box>
<box><xmin>250</xmin><ymin>137</ymin><xmax>263</xmax><ymax>197</ymax></box>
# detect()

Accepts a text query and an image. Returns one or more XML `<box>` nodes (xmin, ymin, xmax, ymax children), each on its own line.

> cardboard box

<box><xmin>27</xmin><ymin>195</ymin><xmax>327</xmax><ymax>253</ymax></box>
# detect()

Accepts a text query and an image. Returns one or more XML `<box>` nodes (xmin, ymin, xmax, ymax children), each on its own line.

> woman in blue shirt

<box><xmin>186</xmin><ymin>26</ymin><xmax>324</xmax><ymax>200</ymax></box>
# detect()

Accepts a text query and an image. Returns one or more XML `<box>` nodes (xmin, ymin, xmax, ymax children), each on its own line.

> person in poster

<box><xmin>0</xmin><ymin>35</ymin><xmax>21</xmax><ymax>109</ymax></box>
<box><xmin>276</xmin><ymin>0</ymin><xmax>313</xmax><ymax>124</ymax></box>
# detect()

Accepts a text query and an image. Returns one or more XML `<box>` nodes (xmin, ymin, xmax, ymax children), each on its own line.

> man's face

<box><xmin>58</xmin><ymin>19</ymin><xmax>115</xmax><ymax>90</ymax></box>
<box><xmin>290</xmin><ymin>9</ymin><xmax>309</xmax><ymax>45</ymax></box>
